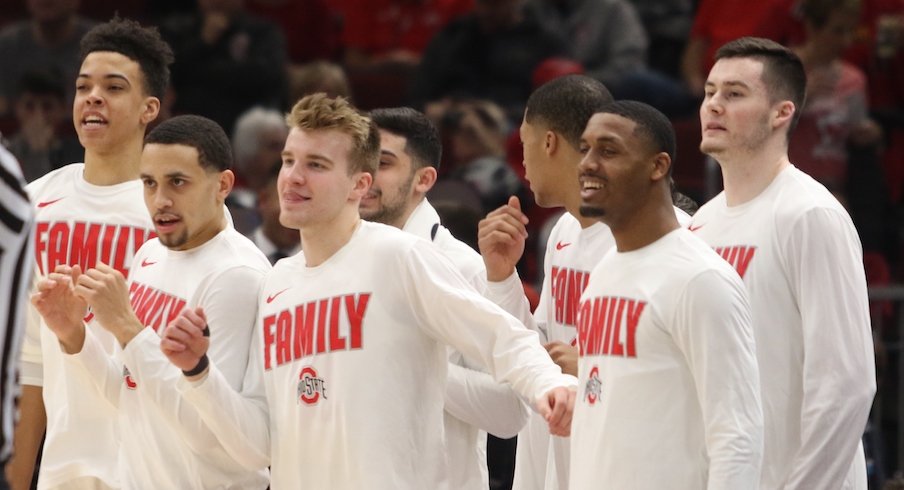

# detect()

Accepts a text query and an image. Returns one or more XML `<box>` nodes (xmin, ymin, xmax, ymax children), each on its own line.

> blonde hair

<box><xmin>285</xmin><ymin>93</ymin><xmax>379</xmax><ymax>175</ymax></box>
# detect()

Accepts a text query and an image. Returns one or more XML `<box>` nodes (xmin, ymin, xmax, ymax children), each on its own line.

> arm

<box><xmin>120</xmin><ymin>266</ymin><xmax>265</xmax><ymax>453</ymax></box>
<box><xmin>401</xmin><ymin>242</ymin><xmax>576</xmax><ymax>435</ymax></box>
<box><xmin>8</xmin><ymin>289</ymin><xmax>44</xmax><ymax>490</ymax></box>
<box><xmin>673</xmin><ymin>270</ymin><xmax>763</xmax><ymax>489</ymax></box>
<box><xmin>781</xmin><ymin>208</ymin><xmax>876</xmax><ymax>488</ymax></box>
<box><xmin>444</xmin><ymin>363</ymin><xmax>530</xmax><ymax>438</ymax></box>
<box><xmin>162</xmin><ymin>308</ymin><xmax>271</xmax><ymax>471</ymax></box>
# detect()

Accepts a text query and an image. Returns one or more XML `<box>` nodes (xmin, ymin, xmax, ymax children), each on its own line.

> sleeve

<box><xmin>780</xmin><ymin>207</ymin><xmax>876</xmax><ymax>489</ymax></box>
<box><xmin>177</xmin><ymin>323</ymin><xmax>271</xmax><ymax>471</ymax></box>
<box><xmin>444</xmin><ymin>362</ymin><xmax>530</xmax><ymax>438</ymax></box>
<box><xmin>19</xmin><ymin>286</ymin><xmax>43</xmax><ymax>387</ymax></box>
<box><xmin>671</xmin><ymin>269</ymin><xmax>763</xmax><ymax>490</ymax></box>
<box><xmin>65</xmin><ymin>327</ymin><xmax>124</xmax><ymax>409</ymax></box>
<box><xmin>400</xmin><ymin>242</ymin><xmax>576</xmax><ymax>405</ymax></box>
<box><xmin>485</xmin><ymin>271</ymin><xmax>549</xmax><ymax>344</ymax></box>
<box><xmin>120</xmin><ymin>265</ymin><xmax>268</xmax><ymax>459</ymax></box>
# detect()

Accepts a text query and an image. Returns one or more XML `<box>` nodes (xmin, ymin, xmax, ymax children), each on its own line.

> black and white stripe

<box><xmin>0</xmin><ymin>142</ymin><xmax>34</xmax><ymax>463</ymax></box>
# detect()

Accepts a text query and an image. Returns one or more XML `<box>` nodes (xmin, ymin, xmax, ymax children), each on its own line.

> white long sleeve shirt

<box><xmin>179</xmin><ymin>221</ymin><xmax>576</xmax><ymax>489</ymax></box>
<box><xmin>67</xmin><ymin>228</ymin><xmax>270</xmax><ymax>489</ymax></box>
<box><xmin>690</xmin><ymin>165</ymin><xmax>876</xmax><ymax>489</ymax></box>
<box><xmin>570</xmin><ymin>228</ymin><xmax>763</xmax><ymax>489</ymax></box>
<box><xmin>23</xmin><ymin>164</ymin><xmax>155</xmax><ymax>489</ymax></box>
<box><xmin>403</xmin><ymin>199</ymin><xmax>529</xmax><ymax>489</ymax></box>
<box><xmin>489</xmin><ymin>208</ymin><xmax>689</xmax><ymax>490</ymax></box>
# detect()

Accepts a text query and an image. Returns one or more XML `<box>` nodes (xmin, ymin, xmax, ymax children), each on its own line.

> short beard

<box><xmin>158</xmin><ymin>230</ymin><xmax>188</xmax><ymax>250</ymax></box>
<box><xmin>361</xmin><ymin>175</ymin><xmax>414</xmax><ymax>226</ymax></box>
<box><xmin>579</xmin><ymin>206</ymin><xmax>605</xmax><ymax>218</ymax></box>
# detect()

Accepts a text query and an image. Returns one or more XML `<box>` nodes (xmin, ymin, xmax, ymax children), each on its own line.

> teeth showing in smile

<box><xmin>582</xmin><ymin>181</ymin><xmax>603</xmax><ymax>190</ymax></box>
<box><xmin>84</xmin><ymin>116</ymin><xmax>106</xmax><ymax>125</ymax></box>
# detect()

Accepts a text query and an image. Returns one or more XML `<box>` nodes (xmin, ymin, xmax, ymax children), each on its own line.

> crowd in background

<box><xmin>0</xmin><ymin>0</ymin><xmax>902</xmax><ymax>487</ymax></box>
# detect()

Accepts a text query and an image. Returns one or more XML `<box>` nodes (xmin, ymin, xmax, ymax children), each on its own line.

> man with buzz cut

<box><xmin>362</xmin><ymin>106</ymin><xmax>530</xmax><ymax>489</ymax></box>
<box><xmin>11</xmin><ymin>17</ymin><xmax>173</xmax><ymax>490</ymax></box>
<box><xmin>31</xmin><ymin>115</ymin><xmax>270</xmax><ymax>489</ymax></box>
<box><xmin>691</xmin><ymin>36</ymin><xmax>875</xmax><ymax>489</ymax></box>
<box><xmin>158</xmin><ymin>93</ymin><xmax>578</xmax><ymax>489</ymax></box>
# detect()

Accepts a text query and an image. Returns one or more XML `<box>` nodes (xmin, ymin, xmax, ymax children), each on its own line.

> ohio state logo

<box><xmin>123</xmin><ymin>366</ymin><xmax>137</xmax><ymax>390</ymax></box>
<box><xmin>297</xmin><ymin>366</ymin><xmax>327</xmax><ymax>405</ymax></box>
<box><xmin>585</xmin><ymin>365</ymin><xmax>601</xmax><ymax>405</ymax></box>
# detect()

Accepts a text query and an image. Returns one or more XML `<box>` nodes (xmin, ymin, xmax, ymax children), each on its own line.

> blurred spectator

<box><xmin>626</xmin><ymin>0</ymin><xmax>694</xmax><ymax>77</ymax></box>
<box><xmin>524</xmin><ymin>0</ymin><xmax>696</xmax><ymax>116</ymax></box>
<box><xmin>340</xmin><ymin>0</ymin><xmax>473</xmax><ymax>70</ymax></box>
<box><xmin>0</xmin><ymin>0</ymin><xmax>95</xmax><ymax>115</ymax></box>
<box><xmin>790</xmin><ymin>0</ymin><xmax>883</xmax><ymax>196</ymax></box>
<box><xmin>161</xmin><ymin>0</ymin><xmax>288</xmax><ymax>134</ymax></box>
<box><xmin>288</xmin><ymin>61</ymin><xmax>352</xmax><ymax>104</ymax></box>
<box><xmin>523</xmin><ymin>0</ymin><xmax>647</xmax><ymax>87</ymax></box>
<box><xmin>251</xmin><ymin>163</ymin><xmax>300</xmax><ymax>263</ymax></box>
<box><xmin>6</xmin><ymin>69</ymin><xmax>82</xmax><ymax>182</ymax></box>
<box><xmin>246</xmin><ymin>0</ymin><xmax>342</xmax><ymax>62</ymax></box>
<box><xmin>680</xmin><ymin>0</ymin><xmax>798</xmax><ymax>96</ymax></box>
<box><xmin>441</xmin><ymin>99</ymin><xmax>526</xmax><ymax>212</ymax></box>
<box><xmin>410</xmin><ymin>0</ymin><xmax>567</xmax><ymax>121</ymax></box>
<box><xmin>229</xmin><ymin>105</ymin><xmax>288</xmax><ymax>234</ymax></box>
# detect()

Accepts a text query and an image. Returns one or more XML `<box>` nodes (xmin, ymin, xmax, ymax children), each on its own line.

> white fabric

<box><xmin>490</xmin><ymin>207</ymin><xmax>690</xmax><ymax>490</ymax></box>
<box><xmin>24</xmin><ymin>164</ymin><xmax>155</xmax><ymax>489</ymax></box>
<box><xmin>178</xmin><ymin>221</ymin><xmax>575</xmax><ymax>489</ymax></box>
<box><xmin>403</xmin><ymin>199</ymin><xmax>529</xmax><ymax>489</ymax></box>
<box><xmin>690</xmin><ymin>165</ymin><xmax>876</xmax><ymax>490</ymax></box>
<box><xmin>570</xmin><ymin>228</ymin><xmax>763</xmax><ymax>489</ymax></box>
<box><xmin>66</xmin><ymin>228</ymin><xmax>270</xmax><ymax>489</ymax></box>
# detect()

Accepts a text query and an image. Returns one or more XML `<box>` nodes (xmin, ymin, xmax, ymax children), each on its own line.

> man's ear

<box><xmin>772</xmin><ymin>100</ymin><xmax>795</xmax><ymax>131</ymax></box>
<box><xmin>650</xmin><ymin>152</ymin><xmax>672</xmax><ymax>182</ymax></box>
<box><xmin>545</xmin><ymin>130</ymin><xmax>558</xmax><ymax>157</ymax></box>
<box><xmin>140</xmin><ymin>97</ymin><xmax>161</xmax><ymax>125</ymax></box>
<box><xmin>218</xmin><ymin>169</ymin><xmax>235</xmax><ymax>200</ymax></box>
<box><xmin>413</xmin><ymin>166</ymin><xmax>438</xmax><ymax>195</ymax></box>
<box><xmin>352</xmin><ymin>171</ymin><xmax>373</xmax><ymax>199</ymax></box>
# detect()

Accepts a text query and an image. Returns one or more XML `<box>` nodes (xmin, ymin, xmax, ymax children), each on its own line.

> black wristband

<box><xmin>183</xmin><ymin>354</ymin><xmax>209</xmax><ymax>377</ymax></box>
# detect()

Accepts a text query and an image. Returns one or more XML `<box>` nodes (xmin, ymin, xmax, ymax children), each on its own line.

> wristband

<box><xmin>182</xmin><ymin>324</ymin><xmax>211</xmax><ymax>377</ymax></box>
<box><xmin>183</xmin><ymin>354</ymin><xmax>209</xmax><ymax>377</ymax></box>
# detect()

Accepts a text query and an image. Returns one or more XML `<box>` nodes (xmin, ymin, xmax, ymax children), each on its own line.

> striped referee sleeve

<box><xmin>0</xmin><ymin>142</ymin><xmax>34</xmax><ymax>463</ymax></box>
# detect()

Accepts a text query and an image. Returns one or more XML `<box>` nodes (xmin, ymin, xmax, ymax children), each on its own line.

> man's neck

<box><xmin>83</xmin><ymin>136</ymin><xmax>145</xmax><ymax>185</ymax></box>
<box><xmin>299</xmin><ymin>208</ymin><xmax>361</xmax><ymax>267</ymax></box>
<box><xmin>609</xmin><ymin>191</ymin><xmax>680</xmax><ymax>252</ymax></box>
<box><xmin>716</xmin><ymin>144</ymin><xmax>790</xmax><ymax>206</ymax></box>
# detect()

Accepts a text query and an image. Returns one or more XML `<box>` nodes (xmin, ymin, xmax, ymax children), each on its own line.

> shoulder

<box><xmin>773</xmin><ymin>167</ymin><xmax>851</xmax><ymax>226</ymax></box>
<box><xmin>209</xmin><ymin>228</ymin><xmax>272</xmax><ymax>272</ymax></box>
<box><xmin>433</xmin><ymin>227</ymin><xmax>486</xmax><ymax>280</ymax></box>
<box><xmin>691</xmin><ymin>191</ymin><xmax>726</xmax><ymax>220</ymax></box>
<box><xmin>26</xmin><ymin>163</ymin><xmax>83</xmax><ymax>199</ymax></box>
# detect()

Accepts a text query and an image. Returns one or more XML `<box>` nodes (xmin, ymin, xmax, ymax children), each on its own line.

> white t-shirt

<box><xmin>570</xmin><ymin>228</ymin><xmax>763</xmax><ymax>489</ymax></box>
<box><xmin>403</xmin><ymin>199</ymin><xmax>529</xmax><ymax>489</ymax></box>
<box><xmin>179</xmin><ymin>221</ymin><xmax>576</xmax><ymax>489</ymax></box>
<box><xmin>24</xmin><ymin>163</ymin><xmax>155</xmax><ymax>489</ymax></box>
<box><xmin>489</xmin><ymin>208</ymin><xmax>690</xmax><ymax>490</ymax></box>
<box><xmin>690</xmin><ymin>165</ymin><xmax>876</xmax><ymax>489</ymax></box>
<box><xmin>67</xmin><ymin>227</ymin><xmax>270</xmax><ymax>489</ymax></box>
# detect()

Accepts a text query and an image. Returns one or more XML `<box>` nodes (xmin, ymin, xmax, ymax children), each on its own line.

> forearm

<box><xmin>66</xmin><ymin>328</ymin><xmax>123</xmax><ymax>408</ymax></box>
<box><xmin>178</xmin><ymin>366</ymin><xmax>270</xmax><ymax>470</ymax></box>
<box><xmin>5</xmin><ymin>386</ymin><xmax>45</xmax><ymax>490</ymax></box>
<box><xmin>444</xmin><ymin>362</ymin><xmax>530</xmax><ymax>438</ymax></box>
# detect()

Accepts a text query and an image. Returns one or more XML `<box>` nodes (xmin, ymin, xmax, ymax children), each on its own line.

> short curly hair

<box><xmin>79</xmin><ymin>16</ymin><xmax>174</xmax><ymax>99</ymax></box>
<box><xmin>286</xmin><ymin>93</ymin><xmax>380</xmax><ymax>175</ymax></box>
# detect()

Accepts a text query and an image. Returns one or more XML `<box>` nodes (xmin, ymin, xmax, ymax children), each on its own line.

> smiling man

<box><xmin>31</xmin><ymin>115</ymin><xmax>270</xmax><ymax>489</ymax></box>
<box><xmin>689</xmin><ymin>37</ymin><xmax>876</xmax><ymax>489</ymax></box>
<box><xmin>361</xmin><ymin>107</ymin><xmax>529</xmax><ymax>489</ymax></box>
<box><xmin>158</xmin><ymin>94</ymin><xmax>578</xmax><ymax>489</ymax></box>
<box><xmin>569</xmin><ymin>100</ymin><xmax>763</xmax><ymax>489</ymax></box>
<box><xmin>13</xmin><ymin>18</ymin><xmax>172</xmax><ymax>490</ymax></box>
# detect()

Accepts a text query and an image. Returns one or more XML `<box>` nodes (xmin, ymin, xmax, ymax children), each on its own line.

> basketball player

<box><xmin>690</xmin><ymin>37</ymin><xmax>876</xmax><ymax>489</ymax></box>
<box><xmin>361</xmin><ymin>106</ymin><xmax>529</xmax><ymax>489</ymax></box>
<box><xmin>570</xmin><ymin>100</ymin><xmax>763</xmax><ymax>489</ymax></box>
<box><xmin>31</xmin><ymin>115</ymin><xmax>269</xmax><ymax>489</ymax></box>
<box><xmin>160</xmin><ymin>94</ymin><xmax>577</xmax><ymax>489</ymax></box>
<box><xmin>11</xmin><ymin>18</ymin><xmax>173</xmax><ymax>490</ymax></box>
